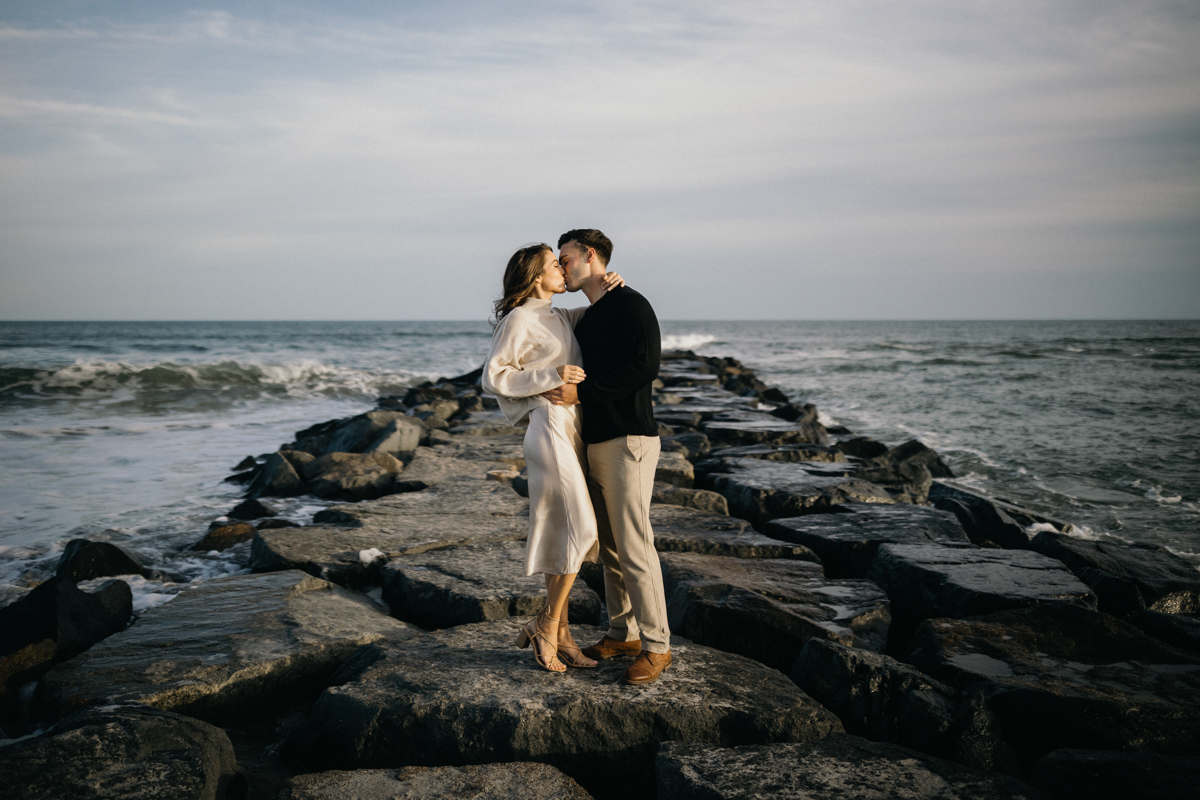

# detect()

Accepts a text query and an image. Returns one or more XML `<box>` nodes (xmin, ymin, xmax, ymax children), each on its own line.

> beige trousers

<box><xmin>586</xmin><ymin>435</ymin><xmax>670</xmax><ymax>654</ymax></box>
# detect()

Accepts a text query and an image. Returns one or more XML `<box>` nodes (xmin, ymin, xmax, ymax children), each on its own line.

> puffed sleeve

<box><xmin>562</xmin><ymin>305</ymin><xmax>589</xmax><ymax>326</ymax></box>
<box><xmin>482</xmin><ymin>313</ymin><xmax>565</xmax><ymax>400</ymax></box>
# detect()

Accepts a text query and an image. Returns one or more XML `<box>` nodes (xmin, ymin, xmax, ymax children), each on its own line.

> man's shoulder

<box><xmin>597</xmin><ymin>286</ymin><xmax>655</xmax><ymax>315</ymax></box>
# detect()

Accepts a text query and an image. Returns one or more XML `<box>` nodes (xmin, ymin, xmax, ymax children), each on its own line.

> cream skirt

<box><xmin>522</xmin><ymin>404</ymin><xmax>599</xmax><ymax>576</ymax></box>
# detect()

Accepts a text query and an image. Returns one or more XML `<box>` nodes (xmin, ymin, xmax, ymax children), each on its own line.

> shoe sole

<box><xmin>621</xmin><ymin>661</ymin><xmax>672</xmax><ymax>685</ymax></box>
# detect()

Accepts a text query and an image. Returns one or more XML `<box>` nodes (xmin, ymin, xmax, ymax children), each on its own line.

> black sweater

<box><xmin>574</xmin><ymin>286</ymin><xmax>661</xmax><ymax>444</ymax></box>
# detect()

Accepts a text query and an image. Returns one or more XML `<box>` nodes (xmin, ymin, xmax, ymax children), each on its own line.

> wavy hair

<box><xmin>491</xmin><ymin>243</ymin><xmax>552</xmax><ymax>327</ymax></box>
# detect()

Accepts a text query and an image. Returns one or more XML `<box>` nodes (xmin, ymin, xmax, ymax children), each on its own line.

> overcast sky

<box><xmin>1</xmin><ymin>1</ymin><xmax>1197</xmax><ymax>320</ymax></box>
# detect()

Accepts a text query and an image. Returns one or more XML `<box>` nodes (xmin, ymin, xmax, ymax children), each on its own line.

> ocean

<box><xmin>1</xmin><ymin>318</ymin><xmax>1197</xmax><ymax>609</ymax></box>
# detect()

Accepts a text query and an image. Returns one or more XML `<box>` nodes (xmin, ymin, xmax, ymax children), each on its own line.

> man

<box><xmin>539</xmin><ymin>228</ymin><xmax>671</xmax><ymax>686</ymax></box>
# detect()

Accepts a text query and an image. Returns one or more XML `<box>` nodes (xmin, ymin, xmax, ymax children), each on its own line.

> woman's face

<box><xmin>536</xmin><ymin>250</ymin><xmax>566</xmax><ymax>295</ymax></box>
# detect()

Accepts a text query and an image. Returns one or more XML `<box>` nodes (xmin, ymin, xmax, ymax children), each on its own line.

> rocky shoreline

<box><xmin>2</xmin><ymin>350</ymin><xmax>1198</xmax><ymax>799</ymax></box>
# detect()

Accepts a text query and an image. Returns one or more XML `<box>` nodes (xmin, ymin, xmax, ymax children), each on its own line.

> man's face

<box><xmin>558</xmin><ymin>241</ymin><xmax>591</xmax><ymax>292</ymax></box>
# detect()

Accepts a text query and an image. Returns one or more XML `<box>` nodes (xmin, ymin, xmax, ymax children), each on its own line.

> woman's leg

<box><xmin>548</xmin><ymin>572</ymin><xmax>598</xmax><ymax>668</ymax></box>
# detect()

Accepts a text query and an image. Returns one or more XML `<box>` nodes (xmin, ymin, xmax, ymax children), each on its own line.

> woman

<box><xmin>483</xmin><ymin>243</ymin><xmax>622</xmax><ymax>673</ymax></box>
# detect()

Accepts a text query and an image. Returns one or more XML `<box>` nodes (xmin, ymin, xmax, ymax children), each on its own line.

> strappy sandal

<box><xmin>557</xmin><ymin>621</ymin><xmax>598</xmax><ymax>669</ymax></box>
<box><xmin>515</xmin><ymin>609</ymin><xmax>566</xmax><ymax>673</ymax></box>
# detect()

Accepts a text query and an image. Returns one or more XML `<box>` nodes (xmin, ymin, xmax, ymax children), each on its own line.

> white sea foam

<box><xmin>1025</xmin><ymin>522</ymin><xmax>1058</xmax><ymax>534</ymax></box>
<box><xmin>661</xmin><ymin>334</ymin><xmax>716</xmax><ymax>351</ymax></box>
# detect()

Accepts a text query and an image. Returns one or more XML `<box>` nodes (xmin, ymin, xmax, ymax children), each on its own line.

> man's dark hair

<box><xmin>558</xmin><ymin>229</ymin><xmax>613</xmax><ymax>267</ymax></box>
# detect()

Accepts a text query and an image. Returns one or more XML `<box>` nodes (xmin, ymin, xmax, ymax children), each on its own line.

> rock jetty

<box><xmin>2</xmin><ymin>351</ymin><xmax>1197</xmax><ymax>800</ymax></box>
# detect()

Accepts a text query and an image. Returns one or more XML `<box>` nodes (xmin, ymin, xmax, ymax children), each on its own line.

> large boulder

<box><xmin>652</xmin><ymin>485</ymin><xmax>730</xmax><ymax>516</ymax></box>
<box><xmin>760</xmin><ymin>503</ymin><xmax>970</xmax><ymax>578</ymax></box>
<box><xmin>660</xmin><ymin>431</ymin><xmax>712</xmax><ymax>461</ymax></box>
<box><xmin>53</xmin><ymin>539</ymin><xmax>152</xmax><ymax>582</ymax></box>
<box><xmin>661</xmin><ymin>552</ymin><xmax>890</xmax><ymax>671</ymax></box>
<box><xmin>792</xmin><ymin>639</ymin><xmax>1017</xmax><ymax>774</ymax></box>
<box><xmin>703</xmin><ymin>411</ymin><xmax>830</xmax><ymax>448</ymax></box>
<box><xmin>302</xmin><ymin>452</ymin><xmax>406</xmax><ymax>501</ymax></box>
<box><xmin>867</xmin><ymin>543</ymin><xmax>1096</xmax><ymax>645</ymax></box>
<box><xmin>286</xmin><ymin>620</ymin><xmax>842</xmax><ymax>795</ymax></box>
<box><xmin>650</xmin><ymin>504</ymin><xmax>820</xmax><ymax>562</ymax></box>
<box><xmin>1031</xmin><ymin>748</ymin><xmax>1200</xmax><ymax>800</ymax></box>
<box><xmin>1030</xmin><ymin>530</ymin><xmax>1200</xmax><ymax>615</ymax></box>
<box><xmin>280</xmin><ymin>764</ymin><xmax>592</xmax><ymax>800</ymax></box>
<box><xmin>906</xmin><ymin>603</ymin><xmax>1200</xmax><ymax>767</ymax></box>
<box><xmin>246</xmin><ymin>451</ymin><xmax>306</xmax><ymax>499</ymax></box>
<box><xmin>655</xmin><ymin>736</ymin><xmax>1049</xmax><ymax>800</ymax></box>
<box><xmin>655</xmin><ymin>451</ymin><xmax>695</xmax><ymax>488</ymax></box>
<box><xmin>320</xmin><ymin>410</ymin><xmax>426</xmax><ymax>457</ymax></box>
<box><xmin>700</xmin><ymin>458</ymin><xmax>895</xmax><ymax>525</ymax></box>
<box><xmin>39</xmin><ymin>570</ymin><xmax>415</xmax><ymax>723</ymax></box>
<box><xmin>0</xmin><ymin>577</ymin><xmax>131</xmax><ymax>714</ymax></box>
<box><xmin>191</xmin><ymin>521</ymin><xmax>256</xmax><ymax>552</ymax></box>
<box><xmin>381</xmin><ymin>541</ymin><xmax>601</xmax><ymax>629</ymax></box>
<box><xmin>709</xmin><ymin>443</ymin><xmax>846</xmax><ymax>463</ymax></box>
<box><xmin>0</xmin><ymin>702</ymin><xmax>240</xmax><ymax>800</ymax></box>
<box><xmin>1133</xmin><ymin>609</ymin><xmax>1200</xmax><ymax>655</ymax></box>
<box><xmin>862</xmin><ymin>439</ymin><xmax>954</xmax><ymax>478</ymax></box>
<box><xmin>252</xmin><ymin>478</ymin><xmax>529</xmax><ymax>588</ymax></box>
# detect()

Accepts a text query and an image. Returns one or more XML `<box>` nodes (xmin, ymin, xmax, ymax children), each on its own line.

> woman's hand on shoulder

<box><xmin>556</xmin><ymin>364</ymin><xmax>586</xmax><ymax>384</ymax></box>
<box><xmin>603</xmin><ymin>272</ymin><xmax>625</xmax><ymax>292</ymax></box>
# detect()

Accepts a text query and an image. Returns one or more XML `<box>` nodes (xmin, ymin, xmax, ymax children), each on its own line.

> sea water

<box><xmin>2</xmin><ymin>319</ymin><xmax>1197</xmax><ymax>608</ymax></box>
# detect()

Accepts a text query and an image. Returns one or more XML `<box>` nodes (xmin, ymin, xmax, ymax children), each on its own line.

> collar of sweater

<box><xmin>521</xmin><ymin>297</ymin><xmax>553</xmax><ymax>312</ymax></box>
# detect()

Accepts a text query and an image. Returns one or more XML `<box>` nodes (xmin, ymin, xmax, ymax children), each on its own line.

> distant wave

<box><xmin>662</xmin><ymin>334</ymin><xmax>716</xmax><ymax>351</ymax></box>
<box><xmin>0</xmin><ymin>359</ymin><xmax>417</xmax><ymax>406</ymax></box>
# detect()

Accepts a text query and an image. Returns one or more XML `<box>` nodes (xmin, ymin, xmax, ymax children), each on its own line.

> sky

<box><xmin>0</xmin><ymin>0</ymin><xmax>1197</xmax><ymax>320</ymax></box>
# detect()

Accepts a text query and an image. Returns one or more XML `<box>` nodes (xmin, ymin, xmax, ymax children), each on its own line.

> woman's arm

<box><xmin>482</xmin><ymin>314</ymin><xmax>565</xmax><ymax>399</ymax></box>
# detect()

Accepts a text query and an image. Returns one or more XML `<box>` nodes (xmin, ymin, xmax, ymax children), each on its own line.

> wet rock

<box><xmin>281</xmin><ymin>448</ymin><xmax>317</xmax><ymax>473</ymax></box>
<box><xmin>0</xmin><ymin>577</ymin><xmax>131</xmax><ymax>714</ymax></box>
<box><xmin>834</xmin><ymin>437</ymin><xmax>890</xmax><ymax>459</ymax></box>
<box><xmin>252</xmin><ymin>478</ymin><xmax>528</xmax><ymax>588</ymax></box>
<box><xmin>710</xmin><ymin>443</ymin><xmax>847</xmax><ymax>463</ymax></box>
<box><xmin>285</xmin><ymin>619</ymin><xmax>842</xmax><ymax>794</ymax></box>
<box><xmin>653</xmin><ymin>409</ymin><xmax>702</xmax><ymax>430</ymax></box>
<box><xmin>701</xmin><ymin>458</ymin><xmax>894</xmax><ymax>525</ymax></box>
<box><xmin>302</xmin><ymin>452</ymin><xmax>405</xmax><ymax>501</ymax></box>
<box><xmin>759</xmin><ymin>504</ymin><xmax>969</xmax><ymax>578</ymax></box>
<box><xmin>928</xmin><ymin>481</ymin><xmax>1079</xmax><ymax>549</ymax></box>
<box><xmin>39</xmin><ymin>570</ymin><xmax>415</xmax><ymax>723</ymax></box>
<box><xmin>652</xmin><ymin>485</ymin><xmax>730</xmax><ymax>516</ymax></box>
<box><xmin>1031</xmin><ymin>748</ymin><xmax>1200</xmax><ymax>800</ymax></box>
<box><xmin>229</xmin><ymin>498</ymin><xmax>278</xmax><ymax>521</ymax></box>
<box><xmin>655</xmin><ymin>736</ymin><xmax>1049</xmax><ymax>800</ymax></box>
<box><xmin>851</xmin><ymin>462</ymin><xmax>933</xmax><ymax>505</ymax></box>
<box><xmin>655</xmin><ymin>451</ymin><xmax>695</xmax><ymax>488</ymax></box>
<box><xmin>1133</xmin><ymin>609</ymin><xmax>1200</xmax><ymax>655</ymax></box>
<box><xmin>650</xmin><ymin>504</ymin><xmax>819</xmax><ymax>562</ymax></box>
<box><xmin>246</xmin><ymin>452</ymin><xmax>306</xmax><ymax>499</ymax></box>
<box><xmin>54</xmin><ymin>539</ymin><xmax>151</xmax><ymax>582</ymax></box>
<box><xmin>1029</xmin><ymin>530</ymin><xmax>1200</xmax><ymax>615</ymax></box>
<box><xmin>703</xmin><ymin>411</ymin><xmax>830</xmax><ymax>448</ymax></box>
<box><xmin>792</xmin><ymin>639</ymin><xmax>1017</xmax><ymax>774</ymax></box>
<box><xmin>323</xmin><ymin>411</ymin><xmax>426</xmax><ymax>457</ymax></box>
<box><xmin>867</xmin><ymin>543</ymin><xmax>1095</xmax><ymax>644</ymax></box>
<box><xmin>0</xmin><ymin>702</ymin><xmax>240</xmax><ymax>800</ymax></box>
<box><xmin>660</xmin><ymin>431</ymin><xmax>712</xmax><ymax>461</ymax></box>
<box><xmin>381</xmin><ymin>541</ymin><xmax>601</xmax><ymax>629</ymax></box>
<box><xmin>191</xmin><ymin>522</ymin><xmax>256</xmax><ymax>552</ymax></box>
<box><xmin>280</xmin><ymin>764</ymin><xmax>593</xmax><ymax>800</ymax></box>
<box><xmin>906</xmin><ymin>603</ymin><xmax>1200</xmax><ymax>766</ymax></box>
<box><xmin>661</xmin><ymin>552</ymin><xmax>890</xmax><ymax>671</ymax></box>
<box><xmin>234</xmin><ymin>455</ymin><xmax>258</xmax><ymax>471</ymax></box>
<box><xmin>768</xmin><ymin>401</ymin><xmax>817</xmax><ymax>423</ymax></box>
<box><xmin>257</xmin><ymin>518</ymin><xmax>300</xmax><ymax>530</ymax></box>
<box><xmin>863</xmin><ymin>439</ymin><xmax>954</xmax><ymax>479</ymax></box>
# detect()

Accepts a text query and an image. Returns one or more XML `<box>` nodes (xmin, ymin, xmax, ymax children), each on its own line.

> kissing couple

<box><xmin>482</xmin><ymin>228</ymin><xmax>672</xmax><ymax>686</ymax></box>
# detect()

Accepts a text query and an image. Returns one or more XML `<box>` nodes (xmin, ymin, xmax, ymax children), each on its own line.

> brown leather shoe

<box><xmin>581</xmin><ymin>635</ymin><xmax>642</xmax><ymax>660</ymax></box>
<box><xmin>622</xmin><ymin>650</ymin><xmax>672</xmax><ymax>685</ymax></box>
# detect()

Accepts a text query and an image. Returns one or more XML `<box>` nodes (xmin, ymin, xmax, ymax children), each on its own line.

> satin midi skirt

<box><xmin>522</xmin><ymin>404</ymin><xmax>599</xmax><ymax>576</ymax></box>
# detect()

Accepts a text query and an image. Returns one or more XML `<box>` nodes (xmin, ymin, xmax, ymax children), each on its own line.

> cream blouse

<box><xmin>483</xmin><ymin>297</ymin><xmax>588</xmax><ymax>426</ymax></box>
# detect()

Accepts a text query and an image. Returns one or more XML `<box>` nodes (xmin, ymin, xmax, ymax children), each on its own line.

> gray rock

<box><xmin>280</xmin><ymin>764</ymin><xmax>592</xmax><ymax>800</ymax></box>
<box><xmin>759</xmin><ymin>504</ymin><xmax>969</xmax><ymax>578</ymax></box>
<box><xmin>286</xmin><ymin>619</ymin><xmax>842</xmax><ymax>794</ymax></box>
<box><xmin>791</xmin><ymin>639</ymin><xmax>1017</xmax><ymax>774</ymax></box>
<box><xmin>660</xmin><ymin>431</ymin><xmax>712</xmax><ymax>461</ymax></box>
<box><xmin>906</xmin><ymin>603</ymin><xmax>1200</xmax><ymax>766</ymax></box>
<box><xmin>929</xmin><ymin>481</ymin><xmax>1078</xmax><ymax>549</ymax></box>
<box><xmin>381</xmin><ymin>541</ymin><xmax>601</xmax><ymax>628</ymax></box>
<box><xmin>421</xmin><ymin>435</ymin><xmax>526</xmax><ymax>470</ymax></box>
<box><xmin>867</xmin><ymin>543</ymin><xmax>1096</xmax><ymax>644</ymax></box>
<box><xmin>655</xmin><ymin>736</ymin><xmax>1049</xmax><ymax>800</ymax></box>
<box><xmin>324</xmin><ymin>411</ymin><xmax>426</xmax><ymax>456</ymax></box>
<box><xmin>398</xmin><ymin>447</ymin><xmax>516</xmax><ymax>486</ymax></box>
<box><xmin>1133</xmin><ymin>609</ymin><xmax>1200</xmax><ymax>655</ymax></box>
<box><xmin>228</xmin><ymin>498</ymin><xmax>278</xmax><ymax>520</ymax></box>
<box><xmin>710</xmin><ymin>443</ymin><xmax>847</xmax><ymax>463</ymax></box>
<box><xmin>252</xmin><ymin>478</ymin><xmax>528</xmax><ymax>588</ymax></box>
<box><xmin>1031</xmin><ymin>748</ymin><xmax>1200</xmax><ymax>800</ymax></box>
<box><xmin>852</xmin><ymin>462</ymin><xmax>933</xmax><ymax>505</ymax></box>
<box><xmin>0</xmin><ymin>577</ymin><xmax>131</xmax><ymax>715</ymax></box>
<box><xmin>651</xmin><ymin>505</ymin><xmax>819</xmax><ymax>562</ymax></box>
<box><xmin>361</xmin><ymin>416</ymin><xmax>426</xmax><ymax>457</ymax></box>
<box><xmin>449</xmin><ymin>410</ymin><xmax>526</xmax><ymax>437</ymax></box>
<box><xmin>701</xmin><ymin>458</ymin><xmax>895</xmax><ymax>525</ymax></box>
<box><xmin>302</xmin><ymin>452</ymin><xmax>405</xmax><ymax>501</ymax></box>
<box><xmin>703</xmin><ymin>411</ymin><xmax>830</xmax><ymax>448</ymax></box>
<box><xmin>39</xmin><ymin>570</ymin><xmax>415</xmax><ymax>723</ymax></box>
<box><xmin>246</xmin><ymin>451</ymin><xmax>306</xmax><ymax>498</ymax></box>
<box><xmin>0</xmin><ymin>703</ymin><xmax>240</xmax><ymax>800</ymax></box>
<box><xmin>54</xmin><ymin>538</ymin><xmax>151</xmax><ymax>582</ymax></box>
<box><xmin>661</xmin><ymin>552</ymin><xmax>890</xmax><ymax>671</ymax></box>
<box><xmin>191</xmin><ymin>521</ymin><xmax>256</xmax><ymax>551</ymax></box>
<box><xmin>656</xmin><ymin>451</ymin><xmax>695</xmax><ymax>488</ymax></box>
<box><xmin>834</xmin><ymin>436</ymin><xmax>890</xmax><ymax>459</ymax></box>
<box><xmin>652</xmin><ymin>485</ymin><xmax>731</xmax><ymax>516</ymax></box>
<box><xmin>1030</xmin><ymin>531</ymin><xmax>1200</xmax><ymax>615</ymax></box>
<box><xmin>863</xmin><ymin>439</ymin><xmax>954</xmax><ymax>478</ymax></box>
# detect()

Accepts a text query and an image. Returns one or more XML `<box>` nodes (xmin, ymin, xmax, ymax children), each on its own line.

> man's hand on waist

<box><xmin>539</xmin><ymin>383</ymin><xmax>580</xmax><ymax>405</ymax></box>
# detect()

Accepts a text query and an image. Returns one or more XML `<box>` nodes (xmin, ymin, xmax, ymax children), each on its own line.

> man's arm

<box><xmin>575</xmin><ymin>295</ymin><xmax>660</xmax><ymax>405</ymax></box>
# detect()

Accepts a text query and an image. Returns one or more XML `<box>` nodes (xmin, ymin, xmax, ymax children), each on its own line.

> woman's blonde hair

<box><xmin>492</xmin><ymin>243</ymin><xmax>552</xmax><ymax>327</ymax></box>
